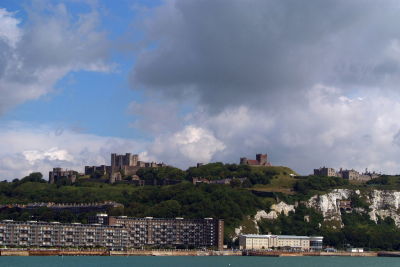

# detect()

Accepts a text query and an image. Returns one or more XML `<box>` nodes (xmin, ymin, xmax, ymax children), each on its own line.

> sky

<box><xmin>2</xmin><ymin>0</ymin><xmax>400</xmax><ymax>179</ymax></box>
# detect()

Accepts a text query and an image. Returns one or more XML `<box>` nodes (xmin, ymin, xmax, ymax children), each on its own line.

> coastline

<box><xmin>0</xmin><ymin>249</ymin><xmax>399</xmax><ymax>257</ymax></box>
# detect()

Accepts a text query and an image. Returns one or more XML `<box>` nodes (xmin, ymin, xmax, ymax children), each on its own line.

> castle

<box><xmin>49</xmin><ymin>168</ymin><xmax>77</xmax><ymax>184</ymax></box>
<box><xmin>240</xmin><ymin>154</ymin><xmax>271</xmax><ymax>166</ymax></box>
<box><xmin>313</xmin><ymin>167</ymin><xmax>380</xmax><ymax>182</ymax></box>
<box><xmin>85</xmin><ymin>153</ymin><xmax>166</xmax><ymax>183</ymax></box>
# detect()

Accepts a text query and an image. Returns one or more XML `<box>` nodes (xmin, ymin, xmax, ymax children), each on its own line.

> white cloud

<box><xmin>0</xmin><ymin>4</ymin><xmax>112</xmax><ymax>115</ymax></box>
<box><xmin>0</xmin><ymin>8</ymin><xmax>21</xmax><ymax>48</ymax></box>
<box><xmin>23</xmin><ymin>148</ymin><xmax>74</xmax><ymax>164</ymax></box>
<box><xmin>148</xmin><ymin>125</ymin><xmax>225</xmax><ymax>168</ymax></box>
<box><xmin>126</xmin><ymin>84</ymin><xmax>400</xmax><ymax>175</ymax></box>
<box><xmin>0</xmin><ymin>122</ymin><xmax>147</xmax><ymax>180</ymax></box>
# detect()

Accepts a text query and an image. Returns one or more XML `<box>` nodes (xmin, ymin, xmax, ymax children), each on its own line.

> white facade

<box><xmin>239</xmin><ymin>234</ymin><xmax>323</xmax><ymax>250</ymax></box>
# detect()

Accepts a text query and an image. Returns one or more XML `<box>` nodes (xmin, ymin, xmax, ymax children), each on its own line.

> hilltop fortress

<box><xmin>86</xmin><ymin>153</ymin><xmax>166</xmax><ymax>183</ymax></box>
<box><xmin>49</xmin><ymin>153</ymin><xmax>166</xmax><ymax>184</ymax></box>
<box><xmin>240</xmin><ymin>154</ymin><xmax>271</xmax><ymax>167</ymax></box>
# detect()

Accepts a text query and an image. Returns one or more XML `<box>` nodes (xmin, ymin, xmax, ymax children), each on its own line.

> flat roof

<box><xmin>240</xmin><ymin>234</ymin><xmax>323</xmax><ymax>239</ymax></box>
<box><xmin>0</xmin><ymin>220</ymin><xmax>123</xmax><ymax>228</ymax></box>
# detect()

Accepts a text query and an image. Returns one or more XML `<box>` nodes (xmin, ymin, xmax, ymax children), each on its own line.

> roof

<box><xmin>240</xmin><ymin>234</ymin><xmax>323</xmax><ymax>240</ymax></box>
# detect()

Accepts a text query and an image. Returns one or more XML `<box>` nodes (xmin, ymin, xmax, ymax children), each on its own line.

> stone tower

<box><xmin>256</xmin><ymin>154</ymin><xmax>268</xmax><ymax>165</ymax></box>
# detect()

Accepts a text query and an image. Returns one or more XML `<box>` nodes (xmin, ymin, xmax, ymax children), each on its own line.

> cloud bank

<box><xmin>0</xmin><ymin>122</ymin><xmax>147</xmax><ymax>180</ymax></box>
<box><xmin>129</xmin><ymin>0</ymin><xmax>400</xmax><ymax>174</ymax></box>
<box><xmin>3</xmin><ymin>1</ymin><xmax>400</xmax><ymax>178</ymax></box>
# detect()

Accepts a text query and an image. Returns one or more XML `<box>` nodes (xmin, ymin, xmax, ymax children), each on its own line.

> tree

<box><xmin>21</xmin><ymin>172</ymin><xmax>46</xmax><ymax>183</ymax></box>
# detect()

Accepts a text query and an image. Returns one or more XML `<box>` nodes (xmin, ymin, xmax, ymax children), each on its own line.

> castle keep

<box><xmin>240</xmin><ymin>154</ymin><xmax>271</xmax><ymax>166</ymax></box>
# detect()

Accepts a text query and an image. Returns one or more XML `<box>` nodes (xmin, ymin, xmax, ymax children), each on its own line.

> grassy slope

<box><xmin>251</xmin><ymin>166</ymin><xmax>298</xmax><ymax>194</ymax></box>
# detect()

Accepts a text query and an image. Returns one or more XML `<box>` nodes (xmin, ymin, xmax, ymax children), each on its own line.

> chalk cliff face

<box><xmin>234</xmin><ymin>189</ymin><xmax>400</xmax><ymax>238</ymax></box>
<box><xmin>306</xmin><ymin>189</ymin><xmax>353</xmax><ymax>223</ymax></box>
<box><xmin>367</xmin><ymin>190</ymin><xmax>400</xmax><ymax>226</ymax></box>
<box><xmin>254</xmin><ymin>202</ymin><xmax>296</xmax><ymax>221</ymax></box>
<box><xmin>306</xmin><ymin>189</ymin><xmax>400</xmax><ymax>227</ymax></box>
<box><xmin>234</xmin><ymin>202</ymin><xmax>296</xmax><ymax>237</ymax></box>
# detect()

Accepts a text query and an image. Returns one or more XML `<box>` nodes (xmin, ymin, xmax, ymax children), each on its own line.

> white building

<box><xmin>239</xmin><ymin>234</ymin><xmax>323</xmax><ymax>251</ymax></box>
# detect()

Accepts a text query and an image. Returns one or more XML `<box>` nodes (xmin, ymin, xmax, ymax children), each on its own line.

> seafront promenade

<box><xmin>1</xmin><ymin>248</ymin><xmax>399</xmax><ymax>257</ymax></box>
<box><xmin>0</xmin><ymin>248</ymin><xmax>241</xmax><ymax>256</ymax></box>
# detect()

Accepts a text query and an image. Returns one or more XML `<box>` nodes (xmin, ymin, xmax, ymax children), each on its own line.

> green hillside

<box><xmin>3</xmin><ymin>168</ymin><xmax>400</xmax><ymax>249</ymax></box>
<box><xmin>250</xmin><ymin>166</ymin><xmax>298</xmax><ymax>194</ymax></box>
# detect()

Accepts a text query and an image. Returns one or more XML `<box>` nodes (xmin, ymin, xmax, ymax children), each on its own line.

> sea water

<box><xmin>0</xmin><ymin>256</ymin><xmax>399</xmax><ymax>267</ymax></box>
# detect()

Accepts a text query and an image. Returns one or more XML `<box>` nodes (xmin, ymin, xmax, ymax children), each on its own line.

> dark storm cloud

<box><xmin>132</xmin><ymin>0</ymin><xmax>400</xmax><ymax>111</ymax></box>
<box><xmin>128</xmin><ymin>0</ymin><xmax>400</xmax><ymax>174</ymax></box>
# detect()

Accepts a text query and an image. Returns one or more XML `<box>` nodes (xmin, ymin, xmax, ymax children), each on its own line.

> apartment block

<box><xmin>91</xmin><ymin>215</ymin><xmax>224</xmax><ymax>250</ymax></box>
<box><xmin>0</xmin><ymin>220</ymin><xmax>126</xmax><ymax>248</ymax></box>
<box><xmin>0</xmin><ymin>215</ymin><xmax>224</xmax><ymax>250</ymax></box>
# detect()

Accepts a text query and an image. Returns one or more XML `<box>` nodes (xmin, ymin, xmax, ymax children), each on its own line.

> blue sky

<box><xmin>2</xmin><ymin>0</ymin><xmax>400</xmax><ymax>179</ymax></box>
<box><xmin>0</xmin><ymin>0</ymin><xmax>155</xmax><ymax>140</ymax></box>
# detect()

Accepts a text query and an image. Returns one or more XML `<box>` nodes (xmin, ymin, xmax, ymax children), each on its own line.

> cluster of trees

<box><xmin>293</xmin><ymin>175</ymin><xmax>349</xmax><ymax>195</ymax></box>
<box><xmin>366</xmin><ymin>175</ymin><xmax>391</xmax><ymax>186</ymax></box>
<box><xmin>135</xmin><ymin>167</ymin><xmax>186</xmax><ymax>183</ymax></box>
<box><xmin>122</xmin><ymin>163</ymin><xmax>279</xmax><ymax>187</ymax></box>
<box><xmin>325</xmin><ymin>212</ymin><xmax>400</xmax><ymax>250</ymax></box>
<box><xmin>258</xmin><ymin>205</ymin><xmax>324</xmax><ymax>237</ymax></box>
<box><xmin>0</xmin><ymin>179</ymin><xmax>264</xmax><ymax>240</ymax></box>
<box><xmin>186</xmin><ymin>163</ymin><xmax>278</xmax><ymax>185</ymax></box>
<box><xmin>11</xmin><ymin>172</ymin><xmax>47</xmax><ymax>185</ymax></box>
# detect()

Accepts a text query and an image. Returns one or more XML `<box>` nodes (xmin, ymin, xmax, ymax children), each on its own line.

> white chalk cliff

<box><xmin>234</xmin><ymin>189</ymin><xmax>400</xmax><ymax>238</ymax></box>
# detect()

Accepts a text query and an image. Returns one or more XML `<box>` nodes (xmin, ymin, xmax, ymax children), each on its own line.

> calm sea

<box><xmin>0</xmin><ymin>256</ymin><xmax>399</xmax><ymax>267</ymax></box>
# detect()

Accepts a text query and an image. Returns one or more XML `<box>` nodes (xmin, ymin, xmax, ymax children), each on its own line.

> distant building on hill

<box><xmin>84</xmin><ymin>165</ymin><xmax>111</xmax><ymax>178</ymax></box>
<box><xmin>313</xmin><ymin>167</ymin><xmax>337</xmax><ymax>177</ymax></box>
<box><xmin>49</xmin><ymin>168</ymin><xmax>77</xmax><ymax>184</ymax></box>
<box><xmin>338</xmin><ymin>168</ymin><xmax>379</xmax><ymax>182</ymax></box>
<box><xmin>192</xmin><ymin>177</ymin><xmax>247</xmax><ymax>185</ymax></box>
<box><xmin>339</xmin><ymin>169</ymin><xmax>360</xmax><ymax>180</ymax></box>
<box><xmin>84</xmin><ymin>153</ymin><xmax>166</xmax><ymax>184</ymax></box>
<box><xmin>109</xmin><ymin>153</ymin><xmax>166</xmax><ymax>183</ymax></box>
<box><xmin>313</xmin><ymin>167</ymin><xmax>380</xmax><ymax>182</ymax></box>
<box><xmin>240</xmin><ymin>154</ymin><xmax>271</xmax><ymax>166</ymax></box>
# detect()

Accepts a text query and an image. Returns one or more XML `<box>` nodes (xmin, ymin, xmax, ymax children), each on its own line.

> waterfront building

<box><xmin>0</xmin><ymin>220</ymin><xmax>126</xmax><ymax>249</ymax></box>
<box><xmin>239</xmin><ymin>234</ymin><xmax>323</xmax><ymax>251</ymax></box>
<box><xmin>89</xmin><ymin>214</ymin><xmax>224</xmax><ymax>250</ymax></box>
<box><xmin>0</xmin><ymin>215</ymin><xmax>224</xmax><ymax>250</ymax></box>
